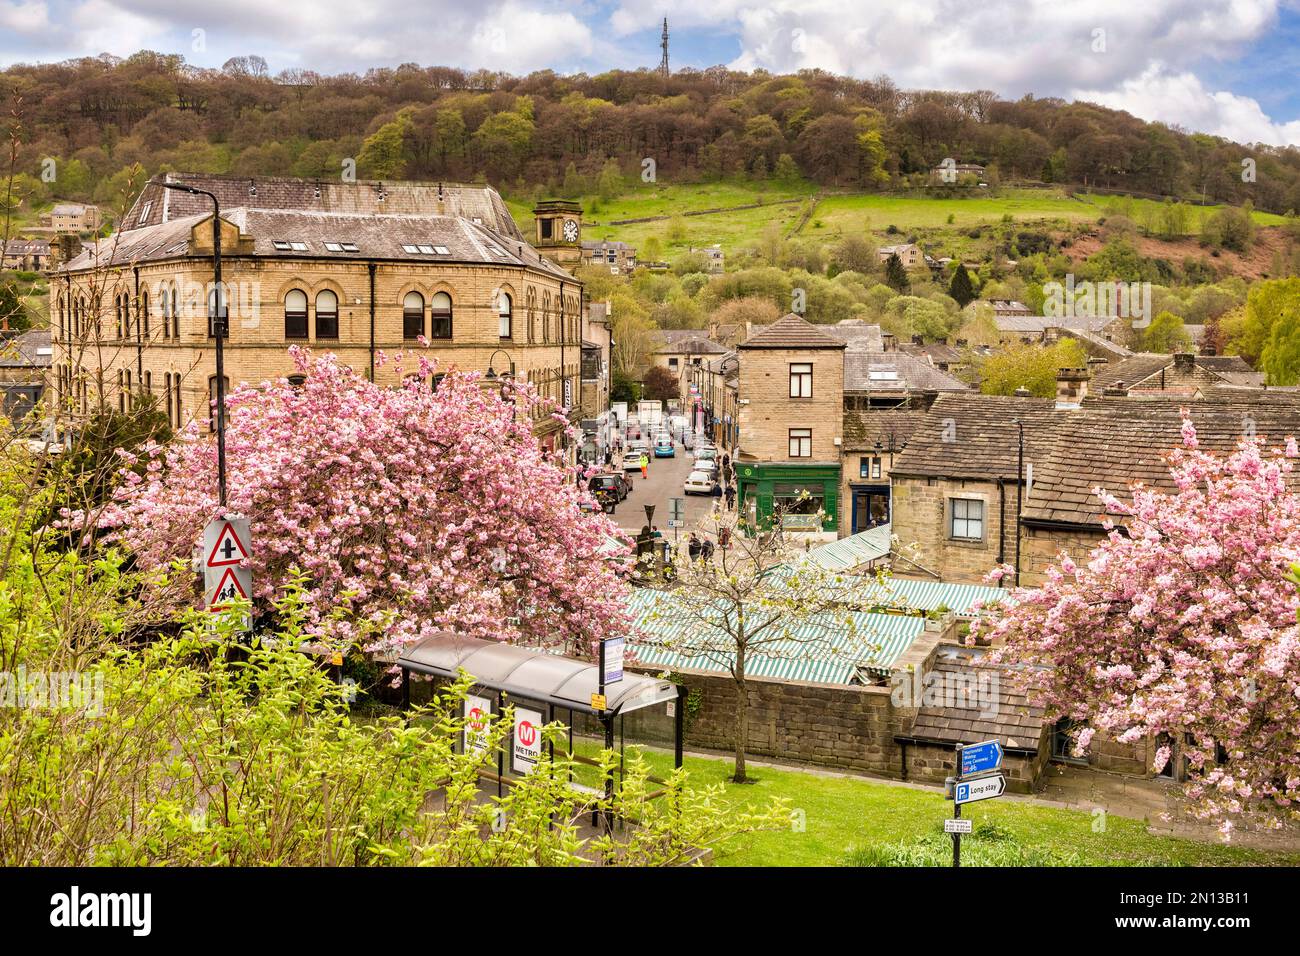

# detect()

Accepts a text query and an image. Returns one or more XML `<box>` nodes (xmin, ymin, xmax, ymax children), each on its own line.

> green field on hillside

<box><xmin>507</xmin><ymin>180</ymin><xmax>1292</xmax><ymax>260</ymax></box>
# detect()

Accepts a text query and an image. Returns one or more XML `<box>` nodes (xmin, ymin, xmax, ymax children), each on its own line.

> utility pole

<box><xmin>162</xmin><ymin>180</ymin><xmax>227</xmax><ymax>508</ymax></box>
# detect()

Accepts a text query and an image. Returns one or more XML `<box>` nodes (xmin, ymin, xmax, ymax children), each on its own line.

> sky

<box><xmin>1</xmin><ymin>0</ymin><xmax>1298</xmax><ymax>146</ymax></box>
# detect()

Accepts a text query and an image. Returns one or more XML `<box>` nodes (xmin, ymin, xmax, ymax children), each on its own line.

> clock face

<box><xmin>562</xmin><ymin>219</ymin><xmax>578</xmax><ymax>242</ymax></box>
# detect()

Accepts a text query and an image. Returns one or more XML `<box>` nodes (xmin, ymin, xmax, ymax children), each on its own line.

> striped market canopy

<box><xmin>624</xmin><ymin>587</ymin><xmax>925</xmax><ymax>685</ymax></box>
<box><xmin>806</xmin><ymin>524</ymin><xmax>894</xmax><ymax>572</ymax></box>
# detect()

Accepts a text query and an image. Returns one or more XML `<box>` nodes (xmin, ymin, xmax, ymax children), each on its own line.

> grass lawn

<box><xmin>507</xmin><ymin>180</ymin><xmax>818</xmax><ymax>257</ymax></box>
<box><xmin>579</xmin><ymin>739</ymin><xmax>1300</xmax><ymax>867</ymax></box>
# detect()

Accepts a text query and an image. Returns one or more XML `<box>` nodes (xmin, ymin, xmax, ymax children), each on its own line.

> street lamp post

<box><xmin>485</xmin><ymin>348</ymin><xmax>516</xmax><ymax>421</ymax></box>
<box><xmin>162</xmin><ymin>181</ymin><xmax>228</xmax><ymax>509</ymax></box>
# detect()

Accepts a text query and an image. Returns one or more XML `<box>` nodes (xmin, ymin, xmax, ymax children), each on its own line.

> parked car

<box><xmin>684</xmin><ymin>470</ymin><xmax>716</xmax><ymax>495</ymax></box>
<box><xmin>692</xmin><ymin>457</ymin><xmax>718</xmax><ymax>477</ymax></box>
<box><xmin>654</xmin><ymin>437</ymin><xmax>675</xmax><ymax>458</ymax></box>
<box><xmin>626</xmin><ymin>437</ymin><xmax>649</xmax><ymax>454</ymax></box>
<box><xmin>621</xmin><ymin>451</ymin><xmax>644</xmax><ymax>472</ymax></box>
<box><xmin>589</xmin><ymin>472</ymin><xmax>630</xmax><ymax>502</ymax></box>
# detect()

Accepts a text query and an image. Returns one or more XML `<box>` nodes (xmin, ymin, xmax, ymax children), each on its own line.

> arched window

<box><xmin>403</xmin><ymin>291</ymin><xmax>424</xmax><ymax>340</ymax></box>
<box><xmin>498</xmin><ymin>292</ymin><xmax>512</xmax><ymax>339</ymax></box>
<box><xmin>315</xmin><ymin>290</ymin><xmax>339</xmax><ymax>339</ymax></box>
<box><xmin>114</xmin><ymin>294</ymin><xmax>124</xmax><ymax>339</ymax></box>
<box><xmin>170</xmin><ymin>283</ymin><xmax>180</xmax><ymax>339</ymax></box>
<box><xmin>284</xmin><ymin>289</ymin><xmax>308</xmax><ymax>339</ymax></box>
<box><xmin>140</xmin><ymin>289</ymin><xmax>149</xmax><ymax>338</ymax></box>
<box><xmin>159</xmin><ymin>287</ymin><xmax>169</xmax><ymax>338</ymax></box>
<box><xmin>430</xmin><ymin>291</ymin><xmax>452</xmax><ymax>339</ymax></box>
<box><xmin>56</xmin><ymin>295</ymin><xmax>65</xmax><ymax>341</ymax></box>
<box><xmin>164</xmin><ymin>372</ymin><xmax>174</xmax><ymax>425</ymax></box>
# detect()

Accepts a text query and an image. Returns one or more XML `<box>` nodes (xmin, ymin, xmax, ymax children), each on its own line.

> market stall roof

<box><xmin>397</xmin><ymin>632</ymin><xmax>677</xmax><ymax>716</ymax></box>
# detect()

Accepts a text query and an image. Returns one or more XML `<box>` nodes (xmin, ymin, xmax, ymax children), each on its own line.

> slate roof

<box><xmin>1</xmin><ymin>239</ymin><xmax>50</xmax><ymax>255</ymax></box>
<box><xmin>123</xmin><ymin>173</ymin><xmax>524</xmax><ymax>241</ymax></box>
<box><xmin>994</xmin><ymin>314</ymin><xmax>1115</xmax><ymax>334</ymax></box>
<box><xmin>57</xmin><ymin>207</ymin><xmax>570</xmax><ymax>279</ymax></box>
<box><xmin>655</xmin><ymin>330</ymin><xmax>728</xmax><ymax>355</ymax></box>
<box><xmin>826</xmin><ymin>320</ymin><xmax>884</xmax><ymax>352</ymax></box>
<box><xmin>844</xmin><ymin>351</ymin><xmax>969</xmax><ymax>393</ymax></box>
<box><xmin>1023</xmin><ymin>400</ymin><xmax>1300</xmax><ymax>527</ymax></box>
<box><xmin>0</xmin><ymin>329</ymin><xmax>53</xmax><ymax>368</ymax></box>
<box><xmin>842</xmin><ymin>408</ymin><xmax>927</xmax><ymax>452</ymax></box>
<box><xmin>1090</xmin><ymin>353</ymin><xmax>1263</xmax><ymax>389</ymax></box>
<box><xmin>739</xmin><ymin>313</ymin><xmax>845</xmax><ymax>350</ymax></box>
<box><xmin>891</xmin><ymin>393</ymin><xmax>1058</xmax><ymax>481</ymax></box>
<box><xmin>902</xmin><ymin>646</ymin><xmax>1048</xmax><ymax>753</ymax></box>
<box><xmin>899</xmin><ymin>341</ymin><xmax>964</xmax><ymax>365</ymax></box>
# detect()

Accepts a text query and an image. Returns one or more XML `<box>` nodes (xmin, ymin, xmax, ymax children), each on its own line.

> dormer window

<box><xmin>272</xmin><ymin>240</ymin><xmax>291</xmax><ymax>251</ymax></box>
<box><xmin>290</xmin><ymin>241</ymin><xmax>308</xmax><ymax>252</ymax></box>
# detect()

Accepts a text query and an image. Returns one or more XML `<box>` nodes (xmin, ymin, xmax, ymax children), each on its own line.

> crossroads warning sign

<box><xmin>206</xmin><ymin>520</ymin><xmax>250</xmax><ymax>567</ymax></box>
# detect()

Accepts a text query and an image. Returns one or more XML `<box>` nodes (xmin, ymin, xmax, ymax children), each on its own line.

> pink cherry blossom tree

<box><xmin>98</xmin><ymin>347</ymin><xmax>630</xmax><ymax>655</ymax></box>
<box><xmin>977</xmin><ymin>415</ymin><xmax>1300</xmax><ymax>828</ymax></box>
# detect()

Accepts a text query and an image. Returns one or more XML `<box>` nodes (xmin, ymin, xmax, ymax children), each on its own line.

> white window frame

<box><xmin>949</xmin><ymin>497</ymin><xmax>985</xmax><ymax>541</ymax></box>
<box><xmin>789</xmin><ymin>428</ymin><xmax>812</xmax><ymax>458</ymax></box>
<box><xmin>789</xmin><ymin>362</ymin><xmax>813</xmax><ymax>398</ymax></box>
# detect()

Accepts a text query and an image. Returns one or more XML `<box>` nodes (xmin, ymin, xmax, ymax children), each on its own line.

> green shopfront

<box><xmin>736</xmin><ymin>461</ymin><xmax>841</xmax><ymax>533</ymax></box>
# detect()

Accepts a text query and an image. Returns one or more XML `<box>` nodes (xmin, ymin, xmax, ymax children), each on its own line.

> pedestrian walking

<box><xmin>640</xmin><ymin>453</ymin><xmax>649</xmax><ymax>480</ymax></box>
<box><xmin>701</xmin><ymin>538</ymin><xmax>715</xmax><ymax>561</ymax></box>
<box><xmin>688</xmin><ymin>533</ymin><xmax>701</xmax><ymax>561</ymax></box>
<box><xmin>718</xmin><ymin>526</ymin><xmax>732</xmax><ymax>550</ymax></box>
<box><xmin>725</xmin><ymin>484</ymin><xmax>736</xmax><ymax>510</ymax></box>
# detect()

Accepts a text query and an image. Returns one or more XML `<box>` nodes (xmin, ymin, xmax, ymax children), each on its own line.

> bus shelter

<box><xmin>397</xmin><ymin>633</ymin><xmax>685</xmax><ymax>815</ymax></box>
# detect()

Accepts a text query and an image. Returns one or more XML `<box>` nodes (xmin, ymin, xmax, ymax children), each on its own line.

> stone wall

<box><xmin>52</xmin><ymin>249</ymin><xmax>580</xmax><ymax>433</ymax></box>
<box><xmin>737</xmin><ymin>345</ymin><xmax>843</xmax><ymax>463</ymax></box>
<box><xmin>890</xmin><ymin>475</ymin><xmax>1018</xmax><ymax>582</ymax></box>
<box><xmin>635</xmin><ymin>665</ymin><xmax>909</xmax><ymax>775</ymax></box>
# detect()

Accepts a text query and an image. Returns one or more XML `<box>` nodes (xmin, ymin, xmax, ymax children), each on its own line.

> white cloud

<box><xmin>0</xmin><ymin>0</ymin><xmax>49</xmax><ymax>35</ymax></box>
<box><xmin>610</xmin><ymin>0</ymin><xmax>1299</xmax><ymax>145</ymax></box>
<box><xmin>1073</xmin><ymin>65</ymin><xmax>1300</xmax><ymax>145</ymax></box>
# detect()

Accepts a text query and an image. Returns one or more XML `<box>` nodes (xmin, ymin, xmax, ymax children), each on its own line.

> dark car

<box><xmin>589</xmin><ymin>472</ymin><xmax>630</xmax><ymax>502</ymax></box>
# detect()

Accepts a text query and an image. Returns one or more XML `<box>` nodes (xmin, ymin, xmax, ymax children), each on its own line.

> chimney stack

<box><xmin>1173</xmin><ymin>352</ymin><xmax>1196</xmax><ymax>373</ymax></box>
<box><xmin>1055</xmin><ymin>367</ymin><xmax>1089</xmax><ymax>409</ymax></box>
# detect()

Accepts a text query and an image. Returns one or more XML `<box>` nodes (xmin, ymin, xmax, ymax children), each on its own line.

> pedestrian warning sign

<box><xmin>208</xmin><ymin>566</ymin><xmax>249</xmax><ymax>609</ymax></box>
<box><xmin>206</xmin><ymin>520</ymin><xmax>250</xmax><ymax>567</ymax></box>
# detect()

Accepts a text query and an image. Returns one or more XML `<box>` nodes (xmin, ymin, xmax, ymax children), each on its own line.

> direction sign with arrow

<box><xmin>960</xmin><ymin>739</ymin><xmax>1003</xmax><ymax>777</ymax></box>
<box><xmin>954</xmin><ymin>773</ymin><xmax>1006</xmax><ymax>806</ymax></box>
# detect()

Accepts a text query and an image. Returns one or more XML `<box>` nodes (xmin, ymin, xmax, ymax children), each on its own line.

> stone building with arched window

<box><xmin>50</xmin><ymin>173</ymin><xmax>588</xmax><ymax>448</ymax></box>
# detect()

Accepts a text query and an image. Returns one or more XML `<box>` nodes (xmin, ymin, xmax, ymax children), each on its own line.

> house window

<box><xmin>859</xmin><ymin>456</ymin><xmax>882</xmax><ymax>479</ymax></box>
<box><xmin>774</xmin><ymin>481</ymin><xmax>824</xmax><ymax>530</ymax></box>
<box><xmin>159</xmin><ymin>288</ymin><xmax>169</xmax><ymax>338</ymax></box>
<box><xmin>949</xmin><ymin>498</ymin><xmax>984</xmax><ymax>540</ymax></box>
<box><xmin>788</xmin><ymin>428</ymin><xmax>812</xmax><ymax>458</ymax></box>
<box><xmin>170</xmin><ymin>284</ymin><xmax>180</xmax><ymax>339</ymax></box>
<box><xmin>140</xmin><ymin>290</ymin><xmax>149</xmax><ymax>337</ymax></box>
<box><xmin>789</xmin><ymin>362</ymin><xmax>812</xmax><ymax>398</ymax></box>
<box><xmin>668</xmin><ymin>357</ymin><xmax>679</xmax><ymax>369</ymax></box>
<box><xmin>498</xmin><ymin>292</ymin><xmax>512</xmax><ymax>339</ymax></box>
<box><xmin>403</xmin><ymin>292</ymin><xmax>424</xmax><ymax>339</ymax></box>
<box><xmin>315</xmin><ymin>290</ymin><xmax>339</xmax><ymax>339</ymax></box>
<box><xmin>173</xmin><ymin>375</ymin><xmax>183</xmax><ymax>424</ymax></box>
<box><xmin>430</xmin><ymin>292</ymin><xmax>452</xmax><ymax>339</ymax></box>
<box><xmin>284</xmin><ymin>289</ymin><xmax>308</xmax><ymax>339</ymax></box>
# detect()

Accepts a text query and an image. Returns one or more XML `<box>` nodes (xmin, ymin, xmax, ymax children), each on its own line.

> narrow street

<box><xmin>603</xmin><ymin>435</ymin><xmax>730</xmax><ymax>548</ymax></box>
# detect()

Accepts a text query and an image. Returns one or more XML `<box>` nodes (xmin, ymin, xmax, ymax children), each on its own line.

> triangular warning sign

<box><xmin>208</xmin><ymin>567</ymin><xmax>249</xmax><ymax>610</ymax></box>
<box><xmin>206</xmin><ymin>521</ymin><xmax>250</xmax><ymax>568</ymax></box>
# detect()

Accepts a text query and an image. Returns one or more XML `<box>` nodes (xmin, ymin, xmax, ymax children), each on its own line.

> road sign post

<box><xmin>948</xmin><ymin>738</ymin><xmax>1006</xmax><ymax>867</ymax></box>
<box><xmin>202</xmin><ymin>516</ymin><xmax>252</xmax><ymax>634</ymax></box>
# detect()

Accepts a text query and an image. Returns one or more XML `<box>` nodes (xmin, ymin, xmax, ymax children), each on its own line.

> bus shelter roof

<box><xmin>397</xmin><ymin>632</ymin><xmax>678</xmax><ymax>716</ymax></box>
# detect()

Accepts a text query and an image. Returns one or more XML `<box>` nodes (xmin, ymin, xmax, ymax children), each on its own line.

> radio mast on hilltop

<box><xmin>659</xmin><ymin>17</ymin><xmax>670</xmax><ymax>77</ymax></box>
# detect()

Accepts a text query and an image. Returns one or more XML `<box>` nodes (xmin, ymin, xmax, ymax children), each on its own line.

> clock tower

<box><xmin>532</xmin><ymin>199</ymin><xmax>583</xmax><ymax>268</ymax></box>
